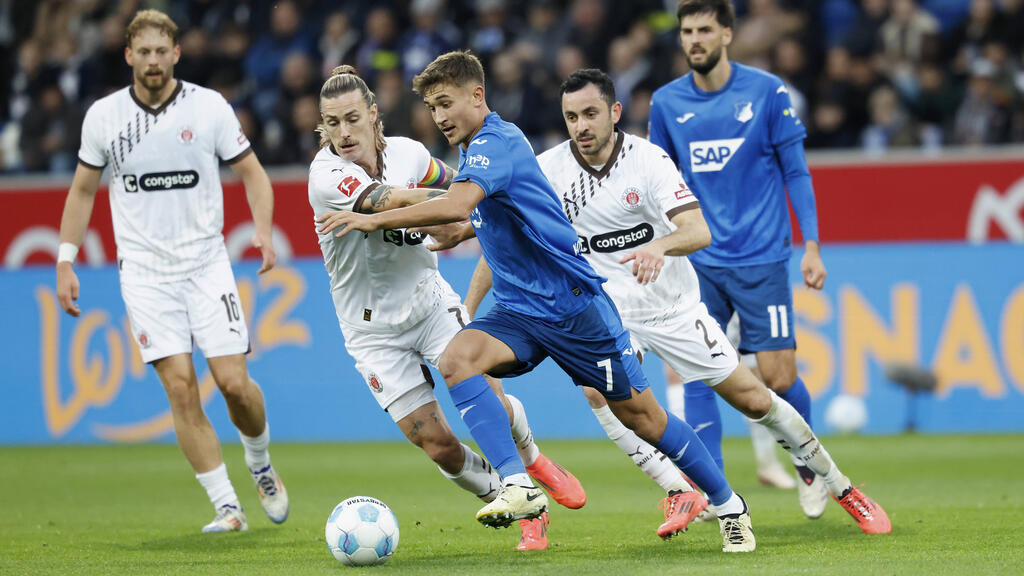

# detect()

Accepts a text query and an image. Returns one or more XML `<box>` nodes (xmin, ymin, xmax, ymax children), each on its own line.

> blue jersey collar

<box><xmin>688</xmin><ymin>61</ymin><xmax>738</xmax><ymax>98</ymax></box>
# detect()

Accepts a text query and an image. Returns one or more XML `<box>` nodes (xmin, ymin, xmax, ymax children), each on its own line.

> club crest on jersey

<box><xmin>734</xmin><ymin>101</ymin><xmax>754</xmax><ymax>123</ymax></box>
<box><xmin>620</xmin><ymin>187</ymin><xmax>643</xmax><ymax>210</ymax></box>
<box><xmin>368</xmin><ymin>373</ymin><xmax>383</xmax><ymax>393</ymax></box>
<box><xmin>178</xmin><ymin>126</ymin><xmax>196</xmax><ymax>144</ymax></box>
<box><xmin>138</xmin><ymin>331</ymin><xmax>151</xmax><ymax>349</ymax></box>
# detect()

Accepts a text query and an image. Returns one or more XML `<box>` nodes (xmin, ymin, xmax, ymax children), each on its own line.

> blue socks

<box><xmin>654</xmin><ymin>410</ymin><xmax>733</xmax><ymax>507</ymax></box>
<box><xmin>683</xmin><ymin>381</ymin><xmax>724</xmax><ymax>471</ymax></box>
<box><xmin>779</xmin><ymin>376</ymin><xmax>813</xmax><ymax>429</ymax></box>
<box><xmin>448</xmin><ymin>375</ymin><xmax>525</xmax><ymax>479</ymax></box>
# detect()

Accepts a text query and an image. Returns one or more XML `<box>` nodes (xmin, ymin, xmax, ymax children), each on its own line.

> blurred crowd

<box><xmin>1</xmin><ymin>0</ymin><xmax>1023</xmax><ymax>174</ymax></box>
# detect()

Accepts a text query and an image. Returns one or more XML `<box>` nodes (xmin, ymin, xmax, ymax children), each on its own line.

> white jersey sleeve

<box><xmin>645</xmin><ymin>141</ymin><xmax>698</xmax><ymax>220</ymax></box>
<box><xmin>309</xmin><ymin>162</ymin><xmax>378</xmax><ymax>215</ymax></box>
<box><xmin>210</xmin><ymin>93</ymin><xmax>251</xmax><ymax>163</ymax></box>
<box><xmin>408</xmin><ymin>139</ymin><xmax>433</xmax><ymax>184</ymax></box>
<box><xmin>78</xmin><ymin>103</ymin><xmax>108</xmax><ymax>168</ymax></box>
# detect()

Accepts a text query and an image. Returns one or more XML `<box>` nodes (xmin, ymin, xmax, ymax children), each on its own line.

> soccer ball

<box><xmin>325</xmin><ymin>496</ymin><xmax>399</xmax><ymax>566</ymax></box>
<box><xmin>824</xmin><ymin>394</ymin><xmax>868</xmax><ymax>434</ymax></box>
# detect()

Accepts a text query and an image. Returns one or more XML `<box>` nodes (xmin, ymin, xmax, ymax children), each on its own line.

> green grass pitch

<box><xmin>2</xmin><ymin>434</ymin><xmax>1021</xmax><ymax>575</ymax></box>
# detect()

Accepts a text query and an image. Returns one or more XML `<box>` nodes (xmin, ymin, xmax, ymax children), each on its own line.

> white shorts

<box><xmin>341</xmin><ymin>285</ymin><xmax>466</xmax><ymax>422</ymax></box>
<box><xmin>120</xmin><ymin>257</ymin><xmax>250</xmax><ymax>363</ymax></box>
<box><xmin>627</xmin><ymin>302</ymin><xmax>738</xmax><ymax>386</ymax></box>
<box><xmin>725</xmin><ymin>312</ymin><xmax>759</xmax><ymax>369</ymax></box>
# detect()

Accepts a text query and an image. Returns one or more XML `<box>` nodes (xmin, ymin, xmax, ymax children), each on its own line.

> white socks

<box><xmin>748</xmin><ymin>420</ymin><xmax>782</xmax><ymax>469</ymax></box>
<box><xmin>666</xmin><ymin>383</ymin><xmax>685</xmax><ymax>420</ymax></box>
<box><xmin>715</xmin><ymin>492</ymin><xmax>745</xmax><ymax>517</ymax></box>
<box><xmin>239</xmin><ymin>423</ymin><xmax>271</xmax><ymax>470</ymax></box>
<box><xmin>753</xmin><ymin>390</ymin><xmax>852</xmax><ymax>496</ymax></box>
<box><xmin>505</xmin><ymin>394</ymin><xmax>540</xmax><ymax>467</ymax></box>
<box><xmin>439</xmin><ymin>443</ymin><xmax>501</xmax><ymax>502</ymax></box>
<box><xmin>592</xmin><ymin>404</ymin><xmax>691</xmax><ymax>493</ymax></box>
<box><xmin>196</xmin><ymin>462</ymin><xmax>239</xmax><ymax>509</ymax></box>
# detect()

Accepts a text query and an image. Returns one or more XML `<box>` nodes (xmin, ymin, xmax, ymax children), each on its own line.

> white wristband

<box><xmin>57</xmin><ymin>242</ymin><xmax>79</xmax><ymax>264</ymax></box>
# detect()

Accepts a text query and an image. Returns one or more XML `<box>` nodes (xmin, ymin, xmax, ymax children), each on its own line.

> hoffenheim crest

<box><xmin>734</xmin><ymin>101</ymin><xmax>753</xmax><ymax>123</ymax></box>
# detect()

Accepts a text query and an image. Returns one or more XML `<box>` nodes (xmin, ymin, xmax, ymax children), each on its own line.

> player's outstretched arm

<box><xmin>357</xmin><ymin>184</ymin><xmax>448</xmax><ymax>214</ymax></box>
<box><xmin>56</xmin><ymin>163</ymin><xmax>103</xmax><ymax>317</ymax></box>
<box><xmin>619</xmin><ymin>207</ymin><xmax>712</xmax><ymax>285</ymax></box>
<box><xmin>317</xmin><ymin>180</ymin><xmax>484</xmax><ymax>238</ymax></box>
<box><xmin>464</xmin><ymin>256</ymin><xmax>493</xmax><ymax>320</ymax></box>
<box><xmin>231</xmin><ymin>153</ymin><xmax>276</xmax><ymax>274</ymax></box>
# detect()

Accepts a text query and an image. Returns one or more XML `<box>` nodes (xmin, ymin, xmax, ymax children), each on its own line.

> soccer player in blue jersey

<box><xmin>648</xmin><ymin>0</ymin><xmax>883</xmax><ymax>526</ymax></box>
<box><xmin>317</xmin><ymin>50</ymin><xmax>755</xmax><ymax>552</ymax></box>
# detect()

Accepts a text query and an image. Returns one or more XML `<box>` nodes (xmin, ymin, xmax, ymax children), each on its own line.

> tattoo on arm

<box><xmin>366</xmin><ymin>184</ymin><xmax>395</xmax><ymax>212</ymax></box>
<box><xmin>426</xmin><ymin>189</ymin><xmax>445</xmax><ymax>199</ymax></box>
<box><xmin>438</xmin><ymin>161</ymin><xmax>456</xmax><ymax>190</ymax></box>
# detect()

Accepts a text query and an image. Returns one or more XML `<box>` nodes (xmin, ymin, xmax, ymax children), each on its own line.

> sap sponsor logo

<box><xmin>589</xmin><ymin>223</ymin><xmax>655</xmax><ymax>252</ymax></box>
<box><xmin>620</xmin><ymin>187</ymin><xmax>643</xmax><ymax>210</ymax></box>
<box><xmin>689</xmin><ymin>138</ymin><xmax>744</xmax><ymax>172</ymax></box>
<box><xmin>123</xmin><ymin>170</ymin><xmax>200</xmax><ymax>192</ymax></box>
<box><xmin>734</xmin><ymin>101</ymin><xmax>754</xmax><ymax>123</ymax></box>
<box><xmin>466</xmin><ymin>154</ymin><xmax>490</xmax><ymax>168</ymax></box>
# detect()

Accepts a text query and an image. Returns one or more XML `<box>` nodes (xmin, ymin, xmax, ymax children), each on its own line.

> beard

<box><xmin>687</xmin><ymin>45</ymin><xmax>723</xmax><ymax>75</ymax></box>
<box><xmin>137</xmin><ymin>68</ymin><xmax>171</xmax><ymax>93</ymax></box>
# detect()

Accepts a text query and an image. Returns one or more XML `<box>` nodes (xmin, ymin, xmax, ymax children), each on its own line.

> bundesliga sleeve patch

<box><xmin>675</xmin><ymin>182</ymin><xmax>693</xmax><ymax>200</ymax></box>
<box><xmin>337</xmin><ymin>175</ymin><xmax>362</xmax><ymax>197</ymax></box>
<box><xmin>418</xmin><ymin>157</ymin><xmax>447</xmax><ymax>187</ymax></box>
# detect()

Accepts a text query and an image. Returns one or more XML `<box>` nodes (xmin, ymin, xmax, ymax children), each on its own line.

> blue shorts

<box><xmin>692</xmin><ymin>260</ymin><xmax>795</xmax><ymax>354</ymax></box>
<box><xmin>466</xmin><ymin>291</ymin><xmax>648</xmax><ymax>400</ymax></box>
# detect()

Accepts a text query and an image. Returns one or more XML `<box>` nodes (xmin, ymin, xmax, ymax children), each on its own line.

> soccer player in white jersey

<box><xmin>54</xmin><ymin>10</ymin><xmax>287</xmax><ymax>534</ymax></box>
<box><xmin>307</xmin><ymin>65</ymin><xmax>585</xmax><ymax>551</ymax></box>
<box><xmin>466</xmin><ymin>68</ymin><xmax>891</xmax><ymax>538</ymax></box>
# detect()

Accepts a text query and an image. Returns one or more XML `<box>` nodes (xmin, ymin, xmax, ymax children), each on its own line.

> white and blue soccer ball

<box><xmin>325</xmin><ymin>496</ymin><xmax>399</xmax><ymax>566</ymax></box>
<box><xmin>825</xmin><ymin>394</ymin><xmax>869</xmax><ymax>434</ymax></box>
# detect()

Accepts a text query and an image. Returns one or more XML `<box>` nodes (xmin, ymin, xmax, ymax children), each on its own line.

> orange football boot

<box><xmin>517</xmin><ymin>512</ymin><xmax>550</xmax><ymax>551</ymax></box>
<box><xmin>657</xmin><ymin>491</ymin><xmax>709</xmax><ymax>539</ymax></box>
<box><xmin>833</xmin><ymin>485</ymin><xmax>892</xmax><ymax>534</ymax></box>
<box><xmin>526</xmin><ymin>453</ymin><xmax>586</xmax><ymax>509</ymax></box>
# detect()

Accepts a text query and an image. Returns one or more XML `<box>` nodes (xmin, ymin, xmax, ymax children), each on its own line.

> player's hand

<box><xmin>410</xmin><ymin>222</ymin><xmax>470</xmax><ymax>251</ymax></box>
<box><xmin>316</xmin><ymin>210</ymin><xmax>379</xmax><ymax>238</ymax></box>
<box><xmin>620</xmin><ymin>244</ymin><xmax>665</xmax><ymax>285</ymax></box>
<box><xmin>56</xmin><ymin>262</ymin><xmax>81</xmax><ymax>317</ymax></box>
<box><xmin>253</xmin><ymin>231</ymin><xmax>276</xmax><ymax>274</ymax></box>
<box><xmin>801</xmin><ymin>242</ymin><xmax>827</xmax><ymax>290</ymax></box>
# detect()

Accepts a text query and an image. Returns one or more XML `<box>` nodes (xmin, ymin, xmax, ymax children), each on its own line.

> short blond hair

<box><xmin>125</xmin><ymin>9</ymin><xmax>179</xmax><ymax>47</ymax></box>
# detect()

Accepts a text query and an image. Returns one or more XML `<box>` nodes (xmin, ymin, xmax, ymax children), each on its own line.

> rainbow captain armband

<box><xmin>418</xmin><ymin>157</ymin><xmax>447</xmax><ymax>187</ymax></box>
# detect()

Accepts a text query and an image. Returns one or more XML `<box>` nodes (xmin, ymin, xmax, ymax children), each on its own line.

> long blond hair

<box><xmin>316</xmin><ymin>65</ymin><xmax>386</xmax><ymax>152</ymax></box>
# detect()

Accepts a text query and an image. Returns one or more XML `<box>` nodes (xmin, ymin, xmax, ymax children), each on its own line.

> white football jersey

<box><xmin>78</xmin><ymin>81</ymin><xmax>251</xmax><ymax>282</ymax></box>
<box><xmin>537</xmin><ymin>131</ymin><xmax>701</xmax><ymax>322</ymax></box>
<box><xmin>308</xmin><ymin>136</ymin><xmax>446</xmax><ymax>334</ymax></box>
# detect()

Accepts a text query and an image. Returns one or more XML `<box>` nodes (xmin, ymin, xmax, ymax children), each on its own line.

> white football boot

<box><xmin>202</xmin><ymin>502</ymin><xmax>248</xmax><ymax>533</ymax></box>
<box><xmin>250</xmin><ymin>463</ymin><xmax>289</xmax><ymax>523</ymax></box>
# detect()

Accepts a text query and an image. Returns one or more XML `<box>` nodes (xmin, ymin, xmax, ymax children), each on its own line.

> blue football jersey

<box><xmin>649</xmin><ymin>62</ymin><xmax>807</xmax><ymax>266</ymax></box>
<box><xmin>456</xmin><ymin>112</ymin><xmax>606</xmax><ymax>321</ymax></box>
